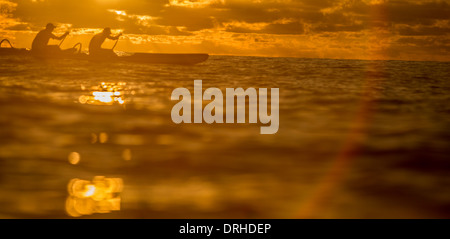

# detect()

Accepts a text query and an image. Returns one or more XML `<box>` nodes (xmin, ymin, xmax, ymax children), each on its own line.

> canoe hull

<box><xmin>0</xmin><ymin>48</ymin><xmax>209</xmax><ymax>65</ymax></box>
<box><xmin>120</xmin><ymin>53</ymin><xmax>209</xmax><ymax>65</ymax></box>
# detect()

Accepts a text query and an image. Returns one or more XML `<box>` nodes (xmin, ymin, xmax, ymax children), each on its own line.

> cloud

<box><xmin>166</xmin><ymin>0</ymin><xmax>225</xmax><ymax>8</ymax></box>
<box><xmin>398</xmin><ymin>25</ymin><xmax>450</xmax><ymax>36</ymax></box>
<box><xmin>225</xmin><ymin>19</ymin><xmax>304</xmax><ymax>34</ymax></box>
<box><xmin>1</xmin><ymin>0</ymin><xmax>449</xmax><ymax>61</ymax></box>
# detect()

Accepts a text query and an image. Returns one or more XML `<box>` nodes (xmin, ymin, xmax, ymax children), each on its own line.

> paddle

<box><xmin>111</xmin><ymin>32</ymin><xmax>123</xmax><ymax>51</ymax></box>
<box><xmin>58</xmin><ymin>32</ymin><xmax>70</xmax><ymax>48</ymax></box>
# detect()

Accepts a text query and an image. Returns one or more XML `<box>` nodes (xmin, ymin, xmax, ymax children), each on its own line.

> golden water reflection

<box><xmin>79</xmin><ymin>82</ymin><xmax>130</xmax><ymax>105</ymax></box>
<box><xmin>66</xmin><ymin>176</ymin><xmax>123</xmax><ymax>217</ymax></box>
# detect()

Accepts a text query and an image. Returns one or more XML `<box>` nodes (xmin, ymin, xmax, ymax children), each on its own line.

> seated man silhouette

<box><xmin>89</xmin><ymin>28</ymin><xmax>122</xmax><ymax>57</ymax></box>
<box><xmin>31</xmin><ymin>23</ymin><xmax>69</xmax><ymax>55</ymax></box>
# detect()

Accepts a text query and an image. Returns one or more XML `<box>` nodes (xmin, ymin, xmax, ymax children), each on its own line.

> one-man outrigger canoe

<box><xmin>0</xmin><ymin>38</ymin><xmax>209</xmax><ymax>65</ymax></box>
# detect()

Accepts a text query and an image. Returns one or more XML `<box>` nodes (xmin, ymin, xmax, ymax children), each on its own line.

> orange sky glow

<box><xmin>1</xmin><ymin>0</ymin><xmax>449</xmax><ymax>61</ymax></box>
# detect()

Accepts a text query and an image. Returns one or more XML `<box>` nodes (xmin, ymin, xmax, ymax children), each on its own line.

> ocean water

<box><xmin>0</xmin><ymin>55</ymin><xmax>449</xmax><ymax>218</ymax></box>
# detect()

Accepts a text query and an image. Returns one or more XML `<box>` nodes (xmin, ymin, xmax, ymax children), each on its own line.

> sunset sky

<box><xmin>1</xmin><ymin>0</ymin><xmax>449</xmax><ymax>61</ymax></box>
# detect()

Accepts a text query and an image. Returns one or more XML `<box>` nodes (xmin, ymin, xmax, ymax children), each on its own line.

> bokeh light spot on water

<box><xmin>66</xmin><ymin>176</ymin><xmax>123</xmax><ymax>217</ymax></box>
<box><xmin>122</xmin><ymin>148</ymin><xmax>132</xmax><ymax>161</ymax></box>
<box><xmin>84</xmin><ymin>185</ymin><xmax>96</xmax><ymax>197</ymax></box>
<box><xmin>99</xmin><ymin>132</ymin><xmax>108</xmax><ymax>144</ymax></box>
<box><xmin>78</xmin><ymin>95</ymin><xmax>88</xmax><ymax>104</ymax></box>
<box><xmin>68</xmin><ymin>152</ymin><xmax>80</xmax><ymax>165</ymax></box>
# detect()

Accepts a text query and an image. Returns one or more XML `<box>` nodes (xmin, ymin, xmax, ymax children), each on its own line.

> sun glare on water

<box><xmin>79</xmin><ymin>82</ymin><xmax>128</xmax><ymax>105</ymax></box>
<box><xmin>66</xmin><ymin>176</ymin><xmax>123</xmax><ymax>217</ymax></box>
